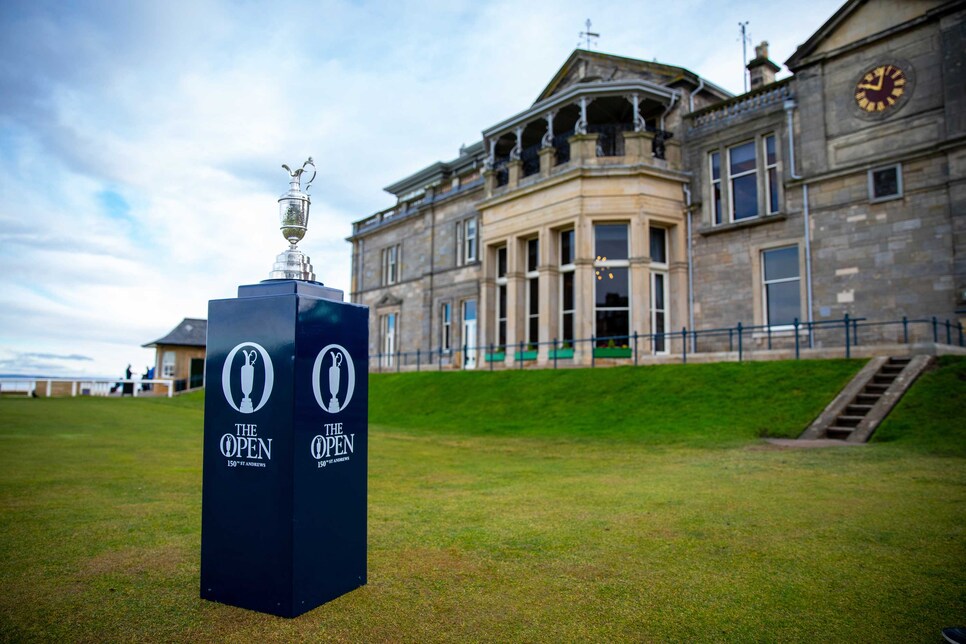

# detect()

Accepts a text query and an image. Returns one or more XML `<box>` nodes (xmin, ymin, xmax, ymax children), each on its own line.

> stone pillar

<box><xmin>574</xmin><ymin>217</ymin><xmax>595</xmax><ymax>366</ymax></box>
<box><xmin>539</xmin><ymin>147</ymin><xmax>555</xmax><ymax>176</ymax></box>
<box><xmin>483</xmin><ymin>169</ymin><xmax>496</xmax><ymax>198</ymax></box>
<box><xmin>508</xmin><ymin>159</ymin><xmax>523</xmax><ymax>188</ymax></box>
<box><xmin>623</xmin><ymin>131</ymin><xmax>655</xmax><ymax>161</ymax></box>
<box><xmin>506</xmin><ymin>237</ymin><xmax>523</xmax><ymax>365</ymax></box>
<box><xmin>538</xmin><ymin>227</ymin><xmax>555</xmax><ymax>364</ymax></box>
<box><xmin>568</xmin><ymin>133</ymin><xmax>599</xmax><ymax>165</ymax></box>
<box><xmin>631</xmin><ymin>218</ymin><xmax>650</xmax><ymax>342</ymax></box>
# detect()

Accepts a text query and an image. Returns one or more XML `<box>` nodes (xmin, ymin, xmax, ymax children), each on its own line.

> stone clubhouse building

<box><xmin>348</xmin><ymin>0</ymin><xmax>966</xmax><ymax>368</ymax></box>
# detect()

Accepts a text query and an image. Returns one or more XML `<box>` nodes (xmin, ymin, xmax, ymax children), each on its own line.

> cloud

<box><xmin>0</xmin><ymin>0</ymin><xmax>844</xmax><ymax>377</ymax></box>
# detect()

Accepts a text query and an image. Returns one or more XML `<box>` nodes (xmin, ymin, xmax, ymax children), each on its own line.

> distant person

<box><xmin>123</xmin><ymin>364</ymin><xmax>134</xmax><ymax>396</ymax></box>
<box><xmin>141</xmin><ymin>366</ymin><xmax>152</xmax><ymax>393</ymax></box>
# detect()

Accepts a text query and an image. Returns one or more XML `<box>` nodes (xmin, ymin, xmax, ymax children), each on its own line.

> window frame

<box><xmin>495</xmin><ymin>245</ymin><xmax>508</xmax><ymax>348</ymax></box>
<box><xmin>161</xmin><ymin>351</ymin><xmax>176</xmax><ymax>378</ymax></box>
<box><xmin>382</xmin><ymin>244</ymin><xmax>400</xmax><ymax>285</ymax></box>
<box><xmin>440</xmin><ymin>302</ymin><xmax>451</xmax><ymax>353</ymax></box>
<box><xmin>525</xmin><ymin>237</ymin><xmax>539</xmax><ymax>346</ymax></box>
<box><xmin>761</xmin><ymin>245</ymin><xmax>801</xmax><ymax>330</ymax></box>
<box><xmin>868</xmin><ymin>163</ymin><xmax>903</xmax><ymax>203</ymax></box>
<box><xmin>456</xmin><ymin>217</ymin><xmax>478</xmax><ymax>265</ymax></box>
<box><xmin>559</xmin><ymin>228</ymin><xmax>575</xmax><ymax>345</ymax></box>
<box><xmin>593</xmin><ymin>223</ymin><xmax>631</xmax><ymax>346</ymax></box>
<box><xmin>707</xmin><ymin>132</ymin><xmax>781</xmax><ymax>226</ymax></box>
<box><xmin>649</xmin><ymin>226</ymin><xmax>669</xmax><ymax>354</ymax></box>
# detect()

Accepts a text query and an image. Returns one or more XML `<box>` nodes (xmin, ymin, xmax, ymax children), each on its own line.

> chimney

<box><xmin>747</xmin><ymin>41</ymin><xmax>781</xmax><ymax>90</ymax></box>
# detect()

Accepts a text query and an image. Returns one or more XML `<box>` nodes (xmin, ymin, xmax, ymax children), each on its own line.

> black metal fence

<box><xmin>369</xmin><ymin>315</ymin><xmax>965</xmax><ymax>372</ymax></box>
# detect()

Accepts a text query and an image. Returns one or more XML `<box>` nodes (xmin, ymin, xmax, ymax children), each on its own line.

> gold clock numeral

<box><xmin>887</xmin><ymin>97</ymin><xmax>896</xmax><ymax>106</ymax></box>
<box><xmin>894</xmin><ymin>78</ymin><xmax>906</xmax><ymax>86</ymax></box>
<box><xmin>891</xmin><ymin>88</ymin><xmax>903</xmax><ymax>98</ymax></box>
<box><xmin>876</xmin><ymin>101</ymin><xmax>886</xmax><ymax>111</ymax></box>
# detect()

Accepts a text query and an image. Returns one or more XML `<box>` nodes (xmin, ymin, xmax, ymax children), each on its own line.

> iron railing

<box><xmin>368</xmin><ymin>314</ymin><xmax>965</xmax><ymax>372</ymax></box>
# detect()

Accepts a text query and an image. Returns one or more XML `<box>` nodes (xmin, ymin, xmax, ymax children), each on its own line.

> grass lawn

<box><xmin>0</xmin><ymin>358</ymin><xmax>964</xmax><ymax>642</ymax></box>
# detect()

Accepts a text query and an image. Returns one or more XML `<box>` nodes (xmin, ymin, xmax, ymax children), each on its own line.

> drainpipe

<box><xmin>785</xmin><ymin>99</ymin><xmax>814</xmax><ymax>348</ymax></box>
<box><xmin>659</xmin><ymin>92</ymin><xmax>679</xmax><ymax>131</ymax></box>
<box><xmin>683</xmin><ymin>184</ymin><xmax>696</xmax><ymax>352</ymax></box>
<box><xmin>689</xmin><ymin>77</ymin><xmax>706</xmax><ymax>113</ymax></box>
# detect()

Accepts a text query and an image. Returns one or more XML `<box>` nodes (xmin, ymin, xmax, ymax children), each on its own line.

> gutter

<box><xmin>785</xmin><ymin>99</ymin><xmax>814</xmax><ymax>348</ymax></box>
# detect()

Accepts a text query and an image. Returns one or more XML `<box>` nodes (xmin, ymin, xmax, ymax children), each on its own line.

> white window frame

<box><xmin>761</xmin><ymin>245</ymin><xmax>801</xmax><ymax>330</ymax></box>
<box><xmin>593</xmin><ymin>223</ymin><xmax>631</xmax><ymax>344</ymax></box>
<box><xmin>868</xmin><ymin>163</ymin><xmax>903</xmax><ymax>202</ymax></box>
<box><xmin>382</xmin><ymin>244</ymin><xmax>400</xmax><ymax>285</ymax></box>
<box><xmin>440</xmin><ymin>302</ymin><xmax>451</xmax><ymax>353</ymax></box>
<box><xmin>161</xmin><ymin>351</ymin><xmax>176</xmax><ymax>378</ymax></box>
<box><xmin>456</xmin><ymin>217</ymin><xmax>478</xmax><ymax>266</ymax></box>
<box><xmin>709</xmin><ymin>132</ymin><xmax>780</xmax><ymax>226</ymax></box>
<box><xmin>764</xmin><ymin>134</ymin><xmax>779</xmax><ymax>215</ymax></box>
<box><xmin>381</xmin><ymin>313</ymin><xmax>396</xmax><ymax>367</ymax></box>
<box><xmin>525</xmin><ymin>237</ymin><xmax>539</xmax><ymax>346</ymax></box>
<box><xmin>496</xmin><ymin>246</ymin><xmax>508</xmax><ymax>349</ymax></box>
<box><xmin>649</xmin><ymin>226</ymin><xmax>669</xmax><ymax>354</ymax></box>
<box><xmin>559</xmin><ymin>229</ymin><xmax>575</xmax><ymax>345</ymax></box>
<box><xmin>728</xmin><ymin>140</ymin><xmax>758</xmax><ymax>222</ymax></box>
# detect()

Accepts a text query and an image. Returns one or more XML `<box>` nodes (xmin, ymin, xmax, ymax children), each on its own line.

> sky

<box><xmin>0</xmin><ymin>0</ymin><xmax>845</xmax><ymax>378</ymax></box>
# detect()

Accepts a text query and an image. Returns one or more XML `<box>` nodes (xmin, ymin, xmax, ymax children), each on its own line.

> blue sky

<box><xmin>0</xmin><ymin>0</ymin><xmax>844</xmax><ymax>377</ymax></box>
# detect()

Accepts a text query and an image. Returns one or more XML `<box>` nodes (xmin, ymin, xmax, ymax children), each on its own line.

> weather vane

<box><xmin>579</xmin><ymin>19</ymin><xmax>599</xmax><ymax>50</ymax></box>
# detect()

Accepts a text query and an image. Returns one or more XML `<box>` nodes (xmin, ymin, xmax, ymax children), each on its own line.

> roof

<box><xmin>535</xmin><ymin>49</ymin><xmax>732</xmax><ymax>104</ymax></box>
<box><xmin>143</xmin><ymin>318</ymin><xmax>208</xmax><ymax>348</ymax></box>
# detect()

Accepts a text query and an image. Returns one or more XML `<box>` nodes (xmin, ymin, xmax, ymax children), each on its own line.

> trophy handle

<box><xmin>302</xmin><ymin>157</ymin><xmax>316</xmax><ymax>191</ymax></box>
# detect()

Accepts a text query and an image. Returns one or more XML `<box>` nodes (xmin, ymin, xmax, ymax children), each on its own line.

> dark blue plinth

<box><xmin>201</xmin><ymin>281</ymin><xmax>368</xmax><ymax>618</ymax></box>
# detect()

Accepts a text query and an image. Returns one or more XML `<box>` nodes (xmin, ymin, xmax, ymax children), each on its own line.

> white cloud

<box><xmin>0</xmin><ymin>0</ymin><xmax>843</xmax><ymax>377</ymax></box>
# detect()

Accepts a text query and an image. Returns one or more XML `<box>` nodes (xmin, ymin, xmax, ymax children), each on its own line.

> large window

<box><xmin>526</xmin><ymin>237</ymin><xmax>539</xmax><ymax>346</ymax></box>
<box><xmin>594</xmin><ymin>224</ymin><xmax>629</xmax><ymax>346</ymax></box>
<box><xmin>456</xmin><ymin>217</ymin><xmax>478</xmax><ymax>265</ymax></box>
<box><xmin>381</xmin><ymin>244</ymin><xmax>400</xmax><ymax>285</ymax></box>
<box><xmin>709</xmin><ymin>133</ymin><xmax>780</xmax><ymax>225</ymax></box>
<box><xmin>649</xmin><ymin>227</ymin><xmax>668</xmax><ymax>354</ymax></box>
<box><xmin>729</xmin><ymin>141</ymin><xmax>758</xmax><ymax>221</ymax></box>
<box><xmin>762</xmin><ymin>246</ymin><xmax>800</xmax><ymax>327</ymax></box>
<box><xmin>496</xmin><ymin>246</ymin><xmax>507</xmax><ymax>348</ymax></box>
<box><xmin>559</xmin><ymin>229</ymin><xmax>575</xmax><ymax>345</ymax></box>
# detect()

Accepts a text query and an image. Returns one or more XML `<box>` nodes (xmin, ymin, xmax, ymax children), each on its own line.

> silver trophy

<box><xmin>239</xmin><ymin>349</ymin><xmax>257</xmax><ymax>413</ymax></box>
<box><xmin>268</xmin><ymin>158</ymin><xmax>317</xmax><ymax>281</ymax></box>
<box><xmin>328</xmin><ymin>352</ymin><xmax>342</xmax><ymax>412</ymax></box>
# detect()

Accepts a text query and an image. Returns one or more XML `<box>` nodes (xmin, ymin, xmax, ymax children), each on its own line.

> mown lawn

<box><xmin>0</xmin><ymin>358</ymin><xmax>963</xmax><ymax>642</ymax></box>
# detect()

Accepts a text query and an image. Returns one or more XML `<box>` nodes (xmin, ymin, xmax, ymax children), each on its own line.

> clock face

<box><xmin>854</xmin><ymin>64</ymin><xmax>907</xmax><ymax>113</ymax></box>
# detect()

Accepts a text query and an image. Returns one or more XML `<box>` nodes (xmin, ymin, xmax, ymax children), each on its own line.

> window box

<box><xmin>513</xmin><ymin>350</ymin><xmax>538</xmax><ymax>361</ymax></box>
<box><xmin>484</xmin><ymin>352</ymin><xmax>505</xmax><ymax>362</ymax></box>
<box><xmin>548</xmin><ymin>348</ymin><xmax>574</xmax><ymax>360</ymax></box>
<box><xmin>593</xmin><ymin>347</ymin><xmax>632</xmax><ymax>359</ymax></box>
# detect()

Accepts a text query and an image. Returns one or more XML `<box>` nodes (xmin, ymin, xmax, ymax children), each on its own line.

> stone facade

<box><xmin>349</xmin><ymin>0</ymin><xmax>966</xmax><ymax>368</ymax></box>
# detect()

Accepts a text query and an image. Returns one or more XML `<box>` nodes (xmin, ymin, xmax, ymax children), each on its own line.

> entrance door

<box><xmin>462</xmin><ymin>299</ymin><xmax>477</xmax><ymax>369</ymax></box>
<box><xmin>189</xmin><ymin>358</ymin><xmax>205</xmax><ymax>389</ymax></box>
<box><xmin>651</xmin><ymin>272</ymin><xmax>668</xmax><ymax>354</ymax></box>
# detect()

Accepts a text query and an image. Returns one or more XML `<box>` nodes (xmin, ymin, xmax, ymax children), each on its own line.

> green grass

<box><xmin>0</xmin><ymin>358</ymin><xmax>964</xmax><ymax>642</ymax></box>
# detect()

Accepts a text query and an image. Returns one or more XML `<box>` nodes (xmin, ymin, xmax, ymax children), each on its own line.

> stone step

<box><xmin>855</xmin><ymin>393</ymin><xmax>881</xmax><ymax>405</ymax></box>
<box><xmin>846</xmin><ymin>404</ymin><xmax>874</xmax><ymax>415</ymax></box>
<box><xmin>836</xmin><ymin>415</ymin><xmax>865</xmax><ymax>427</ymax></box>
<box><xmin>873</xmin><ymin>374</ymin><xmax>897</xmax><ymax>385</ymax></box>
<box><xmin>888</xmin><ymin>357</ymin><xmax>912</xmax><ymax>365</ymax></box>
<box><xmin>826</xmin><ymin>426</ymin><xmax>854</xmax><ymax>439</ymax></box>
<box><xmin>880</xmin><ymin>365</ymin><xmax>905</xmax><ymax>375</ymax></box>
<box><xmin>864</xmin><ymin>383</ymin><xmax>889</xmax><ymax>394</ymax></box>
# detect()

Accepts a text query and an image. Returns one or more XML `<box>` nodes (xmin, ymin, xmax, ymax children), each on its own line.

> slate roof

<box><xmin>143</xmin><ymin>318</ymin><xmax>208</xmax><ymax>348</ymax></box>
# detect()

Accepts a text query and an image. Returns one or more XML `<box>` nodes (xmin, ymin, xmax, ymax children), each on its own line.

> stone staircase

<box><xmin>800</xmin><ymin>355</ymin><xmax>933</xmax><ymax>443</ymax></box>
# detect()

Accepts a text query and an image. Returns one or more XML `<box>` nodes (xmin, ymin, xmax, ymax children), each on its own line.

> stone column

<box><xmin>483</xmin><ymin>169</ymin><xmax>496</xmax><ymax>198</ymax></box>
<box><xmin>631</xmin><ymin>218</ymin><xmax>650</xmax><ymax>344</ymax></box>
<box><xmin>538</xmin><ymin>227</ymin><xmax>555</xmax><ymax>364</ymax></box>
<box><xmin>568</xmin><ymin>133</ymin><xmax>599</xmax><ymax>165</ymax></box>
<box><xmin>508</xmin><ymin>159</ymin><xmax>523</xmax><ymax>188</ymax></box>
<box><xmin>539</xmin><ymin>147</ymin><xmax>555</xmax><ymax>176</ymax></box>
<box><xmin>623</xmin><ymin>131</ymin><xmax>655</xmax><ymax>161</ymax></box>
<box><xmin>506</xmin><ymin>237</ymin><xmax>524</xmax><ymax>365</ymax></box>
<box><xmin>574</xmin><ymin>217</ymin><xmax>595</xmax><ymax>366</ymax></box>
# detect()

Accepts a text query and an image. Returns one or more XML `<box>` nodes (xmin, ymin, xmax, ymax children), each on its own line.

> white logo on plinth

<box><xmin>312</xmin><ymin>344</ymin><xmax>355</xmax><ymax>413</ymax></box>
<box><xmin>222</xmin><ymin>342</ymin><xmax>274</xmax><ymax>413</ymax></box>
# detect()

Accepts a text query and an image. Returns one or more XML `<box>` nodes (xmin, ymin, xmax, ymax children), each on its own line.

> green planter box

<box><xmin>548</xmin><ymin>348</ymin><xmax>574</xmax><ymax>359</ymax></box>
<box><xmin>513</xmin><ymin>350</ymin><xmax>538</xmax><ymax>361</ymax></box>
<box><xmin>484</xmin><ymin>352</ymin><xmax>505</xmax><ymax>362</ymax></box>
<box><xmin>593</xmin><ymin>347</ymin><xmax>632</xmax><ymax>359</ymax></box>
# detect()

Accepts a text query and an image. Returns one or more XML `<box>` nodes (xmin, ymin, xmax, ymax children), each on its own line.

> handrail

<box><xmin>0</xmin><ymin>377</ymin><xmax>178</xmax><ymax>398</ymax></box>
<box><xmin>367</xmin><ymin>315</ymin><xmax>965</xmax><ymax>371</ymax></box>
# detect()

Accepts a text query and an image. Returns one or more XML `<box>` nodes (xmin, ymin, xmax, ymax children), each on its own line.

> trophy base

<box><xmin>268</xmin><ymin>247</ymin><xmax>316</xmax><ymax>282</ymax></box>
<box><xmin>240</xmin><ymin>398</ymin><xmax>253</xmax><ymax>414</ymax></box>
<box><xmin>328</xmin><ymin>396</ymin><xmax>340</xmax><ymax>413</ymax></box>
